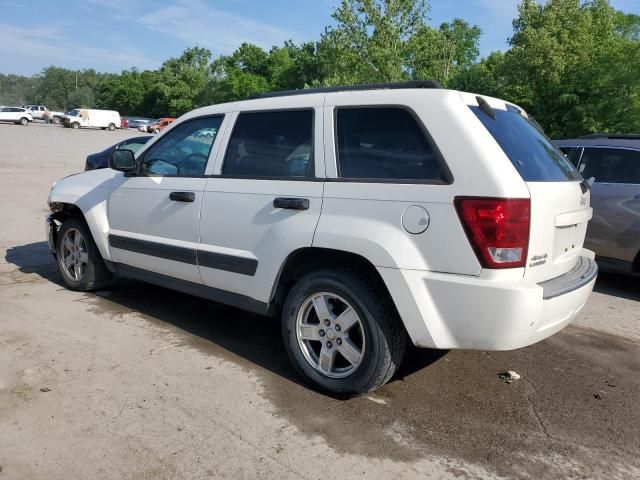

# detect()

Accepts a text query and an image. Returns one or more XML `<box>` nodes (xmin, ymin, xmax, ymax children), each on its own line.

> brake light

<box><xmin>455</xmin><ymin>197</ymin><xmax>530</xmax><ymax>269</ymax></box>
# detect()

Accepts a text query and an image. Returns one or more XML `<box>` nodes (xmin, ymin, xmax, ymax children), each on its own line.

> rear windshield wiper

<box><xmin>476</xmin><ymin>96</ymin><xmax>496</xmax><ymax>119</ymax></box>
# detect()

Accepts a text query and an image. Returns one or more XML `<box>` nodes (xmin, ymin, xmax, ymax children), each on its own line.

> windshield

<box><xmin>68</xmin><ymin>109</ymin><xmax>80</xmax><ymax>116</ymax></box>
<box><xmin>470</xmin><ymin>106</ymin><xmax>581</xmax><ymax>182</ymax></box>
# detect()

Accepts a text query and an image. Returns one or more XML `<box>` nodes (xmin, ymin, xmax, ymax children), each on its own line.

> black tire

<box><xmin>282</xmin><ymin>268</ymin><xmax>406</xmax><ymax>394</ymax></box>
<box><xmin>72</xmin><ymin>122</ymin><xmax>79</xmax><ymax>129</ymax></box>
<box><xmin>108</xmin><ymin>123</ymin><xmax>116</xmax><ymax>131</ymax></box>
<box><xmin>154</xmin><ymin>128</ymin><xmax>160</xmax><ymax>134</ymax></box>
<box><xmin>55</xmin><ymin>217</ymin><xmax>112</xmax><ymax>291</ymax></box>
<box><xmin>52</xmin><ymin>116</ymin><xmax>60</xmax><ymax>124</ymax></box>
<box><xmin>19</xmin><ymin>117</ymin><xmax>29</xmax><ymax>126</ymax></box>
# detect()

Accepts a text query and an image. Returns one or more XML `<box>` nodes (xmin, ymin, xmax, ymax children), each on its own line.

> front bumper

<box><xmin>46</xmin><ymin>214</ymin><xmax>58</xmax><ymax>255</ymax></box>
<box><xmin>379</xmin><ymin>254</ymin><xmax>598</xmax><ymax>350</ymax></box>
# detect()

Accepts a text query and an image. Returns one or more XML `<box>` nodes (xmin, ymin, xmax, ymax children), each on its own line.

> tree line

<box><xmin>1</xmin><ymin>0</ymin><xmax>638</xmax><ymax>138</ymax></box>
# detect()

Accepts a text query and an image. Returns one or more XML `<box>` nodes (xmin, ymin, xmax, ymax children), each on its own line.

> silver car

<box><xmin>555</xmin><ymin>135</ymin><xmax>640</xmax><ymax>274</ymax></box>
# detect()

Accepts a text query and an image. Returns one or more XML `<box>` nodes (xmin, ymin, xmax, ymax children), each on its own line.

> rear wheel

<box><xmin>154</xmin><ymin>128</ymin><xmax>160</xmax><ymax>134</ymax></box>
<box><xmin>282</xmin><ymin>269</ymin><xmax>406</xmax><ymax>394</ymax></box>
<box><xmin>108</xmin><ymin>123</ymin><xmax>116</xmax><ymax>131</ymax></box>
<box><xmin>19</xmin><ymin>117</ymin><xmax>29</xmax><ymax>126</ymax></box>
<box><xmin>55</xmin><ymin>217</ymin><xmax>112</xmax><ymax>291</ymax></box>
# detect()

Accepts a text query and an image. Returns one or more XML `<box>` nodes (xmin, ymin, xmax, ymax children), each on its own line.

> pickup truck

<box><xmin>24</xmin><ymin>105</ymin><xmax>66</xmax><ymax>123</ymax></box>
<box><xmin>43</xmin><ymin>109</ymin><xmax>66</xmax><ymax>124</ymax></box>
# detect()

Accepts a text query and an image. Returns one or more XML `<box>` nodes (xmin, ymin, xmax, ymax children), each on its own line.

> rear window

<box><xmin>471</xmin><ymin>106</ymin><xmax>581</xmax><ymax>182</ymax></box>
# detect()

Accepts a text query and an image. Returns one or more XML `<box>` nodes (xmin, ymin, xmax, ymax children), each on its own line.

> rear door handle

<box><xmin>273</xmin><ymin>197</ymin><xmax>309</xmax><ymax>210</ymax></box>
<box><xmin>169</xmin><ymin>191</ymin><xmax>195</xmax><ymax>202</ymax></box>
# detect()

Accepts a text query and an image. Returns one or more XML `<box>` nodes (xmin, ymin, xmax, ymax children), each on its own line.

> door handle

<box><xmin>169</xmin><ymin>191</ymin><xmax>195</xmax><ymax>202</ymax></box>
<box><xmin>273</xmin><ymin>197</ymin><xmax>309</xmax><ymax>210</ymax></box>
<box><xmin>633</xmin><ymin>193</ymin><xmax>640</xmax><ymax>200</ymax></box>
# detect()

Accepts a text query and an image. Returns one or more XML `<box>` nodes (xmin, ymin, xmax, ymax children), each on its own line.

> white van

<box><xmin>62</xmin><ymin>109</ymin><xmax>121</xmax><ymax>131</ymax></box>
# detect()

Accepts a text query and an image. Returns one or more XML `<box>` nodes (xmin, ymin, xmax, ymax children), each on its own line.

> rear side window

<box><xmin>580</xmin><ymin>147</ymin><xmax>640</xmax><ymax>184</ymax></box>
<box><xmin>336</xmin><ymin>107</ymin><xmax>448</xmax><ymax>182</ymax></box>
<box><xmin>471</xmin><ymin>107</ymin><xmax>581</xmax><ymax>182</ymax></box>
<box><xmin>222</xmin><ymin>110</ymin><xmax>313</xmax><ymax>178</ymax></box>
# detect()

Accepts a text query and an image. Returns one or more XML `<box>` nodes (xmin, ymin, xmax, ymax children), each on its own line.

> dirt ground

<box><xmin>1</xmin><ymin>122</ymin><xmax>639</xmax><ymax>480</ymax></box>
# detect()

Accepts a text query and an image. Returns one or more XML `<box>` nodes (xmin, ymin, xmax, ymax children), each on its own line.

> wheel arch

<box><xmin>48</xmin><ymin>200</ymin><xmax>112</xmax><ymax>262</ymax></box>
<box><xmin>270</xmin><ymin>247</ymin><xmax>404</xmax><ymax>323</ymax></box>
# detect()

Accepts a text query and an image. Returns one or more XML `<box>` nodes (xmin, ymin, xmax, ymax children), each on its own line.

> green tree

<box><xmin>151</xmin><ymin>47</ymin><xmax>212</xmax><ymax>117</ymax></box>
<box><xmin>453</xmin><ymin>0</ymin><xmax>640</xmax><ymax>137</ymax></box>
<box><xmin>409</xmin><ymin>19</ymin><xmax>481</xmax><ymax>84</ymax></box>
<box><xmin>318</xmin><ymin>0</ymin><xmax>429</xmax><ymax>85</ymax></box>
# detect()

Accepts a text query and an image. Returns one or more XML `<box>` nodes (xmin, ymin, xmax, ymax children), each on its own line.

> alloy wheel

<box><xmin>296</xmin><ymin>292</ymin><xmax>365</xmax><ymax>378</ymax></box>
<box><xmin>60</xmin><ymin>227</ymin><xmax>89</xmax><ymax>281</ymax></box>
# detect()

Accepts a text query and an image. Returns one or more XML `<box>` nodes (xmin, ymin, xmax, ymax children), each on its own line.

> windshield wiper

<box><xmin>476</xmin><ymin>96</ymin><xmax>496</xmax><ymax>119</ymax></box>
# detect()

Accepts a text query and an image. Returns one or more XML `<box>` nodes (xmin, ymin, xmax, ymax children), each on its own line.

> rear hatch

<box><xmin>470</xmin><ymin>100</ymin><xmax>591</xmax><ymax>283</ymax></box>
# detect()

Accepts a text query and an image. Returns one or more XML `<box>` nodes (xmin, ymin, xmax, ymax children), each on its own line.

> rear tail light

<box><xmin>455</xmin><ymin>197</ymin><xmax>530</xmax><ymax>269</ymax></box>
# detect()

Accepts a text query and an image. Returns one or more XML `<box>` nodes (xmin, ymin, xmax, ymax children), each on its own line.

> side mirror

<box><xmin>109</xmin><ymin>149</ymin><xmax>137</xmax><ymax>173</ymax></box>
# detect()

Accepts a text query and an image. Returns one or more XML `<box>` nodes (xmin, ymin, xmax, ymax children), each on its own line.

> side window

<box><xmin>335</xmin><ymin>107</ymin><xmax>448</xmax><ymax>182</ymax></box>
<box><xmin>140</xmin><ymin>116</ymin><xmax>223</xmax><ymax>177</ymax></box>
<box><xmin>558</xmin><ymin>147</ymin><xmax>581</xmax><ymax>167</ymax></box>
<box><xmin>222</xmin><ymin>110</ymin><xmax>313</xmax><ymax>178</ymax></box>
<box><xmin>580</xmin><ymin>148</ymin><xmax>640</xmax><ymax>184</ymax></box>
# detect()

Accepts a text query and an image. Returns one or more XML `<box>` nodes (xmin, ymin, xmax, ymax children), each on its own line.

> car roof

<box><xmin>554</xmin><ymin>138</ymin><xmax>640</xmax><ymax>149</ymax></box>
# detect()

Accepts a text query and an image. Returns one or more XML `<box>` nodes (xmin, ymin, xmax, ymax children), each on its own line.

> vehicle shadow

<box><xmin>4</xmin><ymin>241</ymin><xmax>61</xmax><ymax>284</ymax></box>
<box><xmin>593</xmin><ymin>271</ymin><xmax>640</xmax><ymax>302</ymax></box>
<box><xmin>4</xmin><ymin>241</ymin><xmax>446</xmax><ymax>396</ymax></box>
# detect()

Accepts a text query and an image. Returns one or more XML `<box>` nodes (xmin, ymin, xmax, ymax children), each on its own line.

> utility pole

<box><xmin>75</xmin><ymin>74</ymin><xmax>78</xmax><ymax>91</ymax></box>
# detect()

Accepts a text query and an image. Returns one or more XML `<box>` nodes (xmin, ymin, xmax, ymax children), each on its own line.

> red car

<box><xmin>121</xmin><ymin>118</ymin><xmax>129</xmax><ymax>129</ymax></box>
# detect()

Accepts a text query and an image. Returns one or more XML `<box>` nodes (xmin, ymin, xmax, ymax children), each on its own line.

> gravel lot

<box><xmin>1</xmin><ymin>122</ymin><xmax>639</xmax><ymax>480</ymax></box>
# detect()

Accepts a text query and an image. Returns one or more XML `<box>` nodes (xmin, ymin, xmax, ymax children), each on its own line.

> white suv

<box><xmin>46</xmin><ymin>82</ymin><xmax>597</xmax><ymax>393</ymax></box>
<box><xmin>0</xmin><ymin>107</ymin><xmax>33</xmax><ymax>126</ymax></box>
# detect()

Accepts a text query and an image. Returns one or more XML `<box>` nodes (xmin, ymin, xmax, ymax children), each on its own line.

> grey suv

<box><xmin>555</xmin><ymin>135</ymin><xmax>640</xmax><ymax>274</ymax></box>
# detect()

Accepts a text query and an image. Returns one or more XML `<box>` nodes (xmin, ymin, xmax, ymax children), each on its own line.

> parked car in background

<box><xmin>147</xmin><ymin>117</ymin><xmax>176</xmax><ymax>133</ymax></box>
<box><xmin>0</xmin><ymin>107</ymin><xmax>33</xmax><ymax>126</ymax></box>
<box><xmin>128</xmin><ymin>118</ymin><xmax>152</xmax><ymax>130</ymax></box>
<box><xmin>23</xmin><ymin>105</ymin><xmax>48</xmax><ymax>120</ymax></box>
<box><xmin>555</xmin><ymin>135</ymin><xmax>640</xmax><ymax>275</ymax></box>
<box><xmin>140</xmin><ymin>120</ymin><xmax>157</xmax><ymax>132</ymax></box>
<box><xmin>62</xmin><ymin>109</ymin><xmax>121</xmax><ymax>130</ymax></box>
<box><xmin>46</xmin><ymin>81</ymin><xmax>597</xmax><ymax>394</ymax></box>
<box><xmin>85</xmin><ymin>136</ymin><xmax>152</xmax><ymax>171</ymax></box>
<box><xmin>121</xmin><ymin>118</ymin><xmax>130</xmax><ymax>129</ymax></box>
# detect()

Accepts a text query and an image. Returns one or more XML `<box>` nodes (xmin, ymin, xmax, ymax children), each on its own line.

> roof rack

<box><xmin>580</xmin><ymin>133</ymin><xmax>640</xmax><ymax>140</ymax></box>
<box><xmin>250</xmin><ymin>80</ymin><xmax>443</xmax><ymax>100</ymax></box>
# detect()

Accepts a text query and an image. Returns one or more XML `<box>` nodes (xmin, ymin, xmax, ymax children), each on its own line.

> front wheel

<box><xmin>154</xmin><ymin>128</ymin><xmax>160</xmax><ymax>134</ymax></box>
<box><xmin>282</xmin><ymin>269</ymin><xmax>406</xmax><ymax>394</ymax></box>
<box><xmin>72</xmin><ymin>122</ymin><xmax>79</xmax><ymax>129</ymax></box>
<box><xmin>55</xmin><ymin>217</ymin><xmax>112</xmax><ymax>291</ymax></box>
<box><xmin>19</xmin><ymin>117</ymin><xmax>29</xmax><ymax>126</ymax></box>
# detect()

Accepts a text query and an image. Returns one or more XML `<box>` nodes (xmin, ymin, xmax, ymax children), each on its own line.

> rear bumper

<box><xmin>379</xmin><ymin>253</ymin><xmax>597</xmax><ymax>350</ymax></box>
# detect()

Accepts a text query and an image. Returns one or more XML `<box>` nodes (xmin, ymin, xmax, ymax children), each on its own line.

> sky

<box><xmin>0</xmin><ymin>0</ymin><xmax>638</xmax><ymax>76</ymax></box>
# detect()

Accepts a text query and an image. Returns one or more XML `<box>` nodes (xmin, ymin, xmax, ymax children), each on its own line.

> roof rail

<box><xmin>580</xmin><ymin>133</ymin><xmax>640</xmax><ymax>140</ymax></box>
<box><xmin>250</xmin><ymin>80</ymin><xmax>443</xmax><ymax>100</ymax></box>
